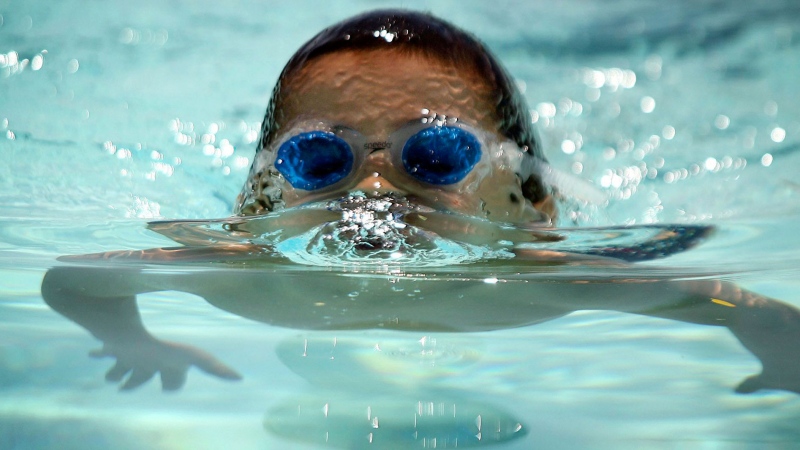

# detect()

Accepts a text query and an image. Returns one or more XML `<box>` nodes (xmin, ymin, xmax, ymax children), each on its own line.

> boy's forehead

<box><xmin>276</xmin><ymin>49</ymin><xmax>501</xmax><ymax>136</ymax></box>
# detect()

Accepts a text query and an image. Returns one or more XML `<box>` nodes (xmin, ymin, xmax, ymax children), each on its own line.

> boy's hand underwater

<box><xmin>90</xmin><ymin>336</ymin><xmax>241</xmax><ymax>391</ymax></box>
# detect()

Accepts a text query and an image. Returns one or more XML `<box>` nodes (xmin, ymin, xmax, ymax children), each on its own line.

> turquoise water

<box><xmin>3</xmin><ymin>0</ymin><xmax>800</xmax><ymax>448</ymax></box>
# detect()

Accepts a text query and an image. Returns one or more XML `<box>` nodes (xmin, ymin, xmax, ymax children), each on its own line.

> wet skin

<box><xmin>40</xmin><ymin>47</ymin><xmax>800</xmax><ymax>395</ymax></box>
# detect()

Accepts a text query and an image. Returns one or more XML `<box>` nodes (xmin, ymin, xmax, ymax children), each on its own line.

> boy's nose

<box><xmin>353</xmin><ymin>173</ymin><xmax>402</xmax><ymax>194</ymax></box>
<box><xmin>351</xmin><ymin>150</ymin><xmax>405</xmax><ymax>194</ymax></box>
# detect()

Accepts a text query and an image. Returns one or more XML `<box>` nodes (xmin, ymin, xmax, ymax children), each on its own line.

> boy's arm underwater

<box><xmin>41</xmin><ymin>264</ymin><xmax>242</xmax><ymax>391</ymax></box>
<box><xmin>643</xmin><ymin>278</ymin><xmax>800</xmax><ymax>394</ymax></box>
<box><xmin>40</xmin><ymin>249</ymin><xmax>800</xmax><ymax>394</ymax></box>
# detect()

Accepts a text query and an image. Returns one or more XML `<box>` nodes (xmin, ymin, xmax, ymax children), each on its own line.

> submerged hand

<box><xmin>734</xmin><ymin>340</ymin><xmax>800</xmax><ymax>395</ymax></box>
<box><xmin>736</xmin><ymin>371</ymin><xmax>800</xmax><ymax>395</ymax></box>
<box><xmin>731</xmin><ymin>301</ymin><xmax>800</xmax><ymax>395</ymax></box>
<box><xmin>90</xmin><ymin>337</ymin><xmax>242</xmax><ymax>391</ymax></box>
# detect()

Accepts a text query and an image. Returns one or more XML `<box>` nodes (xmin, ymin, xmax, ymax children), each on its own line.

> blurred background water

<box><xmin>2</xmin><ymin>0</ymin><xmax>800</xmax><ymax>448</ymax></box>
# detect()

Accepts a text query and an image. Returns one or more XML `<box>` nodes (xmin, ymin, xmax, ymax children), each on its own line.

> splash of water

<box><xmin>321</xmin><ymin>193</ymin><xmax>423</xmax><ymax>254</ymax></box>
<box><xmin>276</xmin><ymin>192</ymin><xmax>511</xmax><ymax>267</ymax></box>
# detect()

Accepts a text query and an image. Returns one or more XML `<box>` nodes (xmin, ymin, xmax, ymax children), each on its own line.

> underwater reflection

<box><xmin>264</xmin><ymin>336</ymin><xmax>527</xmax><ymax>448</ymax></box>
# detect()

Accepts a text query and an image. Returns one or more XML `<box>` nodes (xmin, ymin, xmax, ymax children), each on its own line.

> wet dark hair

<box><xmin>237</xmin><ymin>9</ymin><xmax>548</xmax><ymax>214</ymax></box>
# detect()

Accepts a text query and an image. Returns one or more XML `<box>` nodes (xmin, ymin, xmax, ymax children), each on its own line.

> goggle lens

<box><xmin>275</xmin><ymin>131</ymin><xmax>354</xmax><ymax>190</ymax></box>
<box><xmin>402</xmin><ymin>126</ymin><xmax>481</xmax><ymax>185</ymax></box>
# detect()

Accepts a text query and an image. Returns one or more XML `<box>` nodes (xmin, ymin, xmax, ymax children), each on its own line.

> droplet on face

<box><xmin>369</xmin><ymin>173</ymin><xmax>383</xmax><ymax>189</ymax></box>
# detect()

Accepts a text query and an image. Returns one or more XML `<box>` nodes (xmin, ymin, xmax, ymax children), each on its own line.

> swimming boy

<box><xmin>42</xmin><ymin>10</ymin><xmax>800</xmax><ymax>394</ymax></box>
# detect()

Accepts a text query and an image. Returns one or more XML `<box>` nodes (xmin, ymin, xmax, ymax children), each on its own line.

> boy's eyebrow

<box><xmin>402</xmin><ymin>115</ymin><xmax>465</xmax><ymax>128</ymax></box>
<box><xmin>285</xmin><ymin>115</ymin><xmax>480</xmax><ymax>139</ymax></box>
<box><xmin>403</xmin><ymin>117</ymin><xmax>425</xmax><ymax>126</ymax></box>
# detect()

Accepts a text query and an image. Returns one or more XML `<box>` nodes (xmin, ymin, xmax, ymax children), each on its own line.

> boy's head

<box><xmin>236</xmin><ymin>10</ymin><xmax>555</xmax><ymax>223</ymax></box>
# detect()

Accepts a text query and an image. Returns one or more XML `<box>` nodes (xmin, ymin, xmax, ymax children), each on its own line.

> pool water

<box><xmin>3</xmin><ymin>0</ymin><xmax>800</xmax><ymax>448</ymax></box>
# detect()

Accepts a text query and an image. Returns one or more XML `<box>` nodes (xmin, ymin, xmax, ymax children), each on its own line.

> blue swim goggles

<box><xmin>271</xmin><ymin>120</ymin><xmax>488</xmax><ymax>191</ymax></box>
